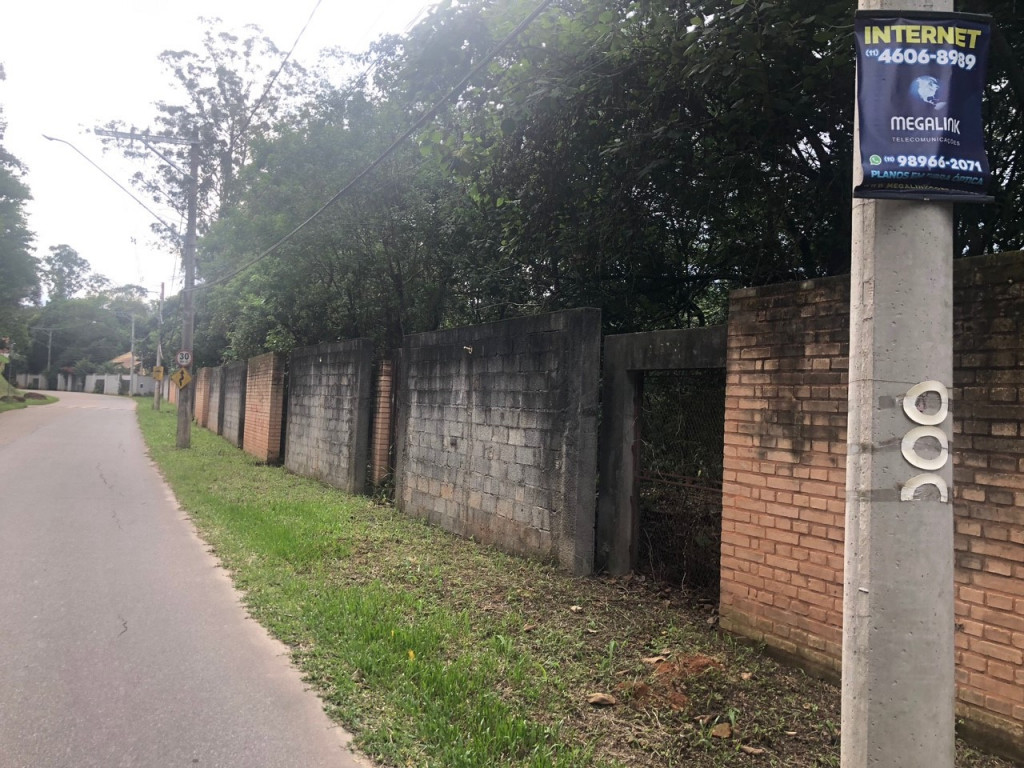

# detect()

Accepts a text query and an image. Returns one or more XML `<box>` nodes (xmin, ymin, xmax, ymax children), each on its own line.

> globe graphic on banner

<box><xmin>910</xmin><ymin>75</ymin><xmax>947</xmax><ymax>110</ymax></box>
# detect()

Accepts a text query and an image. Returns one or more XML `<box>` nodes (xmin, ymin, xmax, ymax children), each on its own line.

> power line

<box><xmin>236</xmin><ymin>0</ymin><xmax>326</xmax><ymax>145</ymax></box>
<box><xmin>200</xmin><ymin>0</ymin><xmax>556</xmax><ymax>291</ymax></box>
<box><xmin>42</xmin><ymin>135</ymin><xmax>181</xmax><ymax>239</ymax></box>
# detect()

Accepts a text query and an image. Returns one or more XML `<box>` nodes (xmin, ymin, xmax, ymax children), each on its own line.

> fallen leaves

<box><xmin>711</xmin><ymin>722</ymin><xmax>732</xmax><ymax>739</ymax></box>
<box><xmin>641</xmin><ymin>655</ymin><xmax>668</xmax><ymax>665</ymax></box>
<box><xmin>587</xmin><ymin>693</ymin><xmax>617</xmax><ymax>707</ymax></box>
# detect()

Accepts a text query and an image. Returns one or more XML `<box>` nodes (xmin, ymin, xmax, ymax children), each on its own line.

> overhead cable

<box><xmin>200</xmin><ymin>0</ymin><xmax>556</xmax><ymax>291</ymax></box>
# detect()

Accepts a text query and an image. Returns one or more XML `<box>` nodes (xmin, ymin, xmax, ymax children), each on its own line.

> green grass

<box><xmin>136</xmin><ymin>403</ymin><xmax>1018</xmax><ymax>768</ymax></box>
<box><xmin>138</xmin><ymin>404</ymin><xmax>589</xmax><ymax>768</ymax></box>
<box><xmin>0</xmin><ymin>375</ymin><xmax>58</xmax><ymax>412</ymax></box>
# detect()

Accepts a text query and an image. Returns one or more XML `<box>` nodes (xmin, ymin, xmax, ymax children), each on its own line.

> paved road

<box><xmin>0</xmin><ymin>392</ymin><xmax>367</xmax><ymax>768</ymax></box>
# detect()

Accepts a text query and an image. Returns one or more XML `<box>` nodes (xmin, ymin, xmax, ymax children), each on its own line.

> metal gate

<box><xmin>636</xmin><ymin>368</ymin><xmax>726</xmax><ymax>597</ymax></box>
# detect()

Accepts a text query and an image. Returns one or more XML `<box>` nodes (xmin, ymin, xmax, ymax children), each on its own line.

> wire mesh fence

<box><xmin>636</xmin><ymin>368</ymin><xmax>726</xmax><ymax>599</ymax></box>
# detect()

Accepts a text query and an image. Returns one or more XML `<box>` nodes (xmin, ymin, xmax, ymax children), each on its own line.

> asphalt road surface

<box><xmin>0</xmin><ymin>392</ymin><xmax>367</xmax><ymax>768</ymax></box>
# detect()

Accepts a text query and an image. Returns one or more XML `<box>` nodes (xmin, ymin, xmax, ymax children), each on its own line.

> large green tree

<box><xmin>100</xmin><ymin>20</ymin><xmax>312</xmax><ymax>232</ymax></box>
<box><xmin>0</xmin><ymin>63</ymin><xmax>39</xmax><ymax>350</ymax></box>
<box><xmin>126</xmin><ymin>4</ymin><xmax>1024</xmax><ymax>363</ymax></box>
<box><xmin>200</xmin><ymin>87</ymin><xmax>485</xmax><ymax>358</ymax></box>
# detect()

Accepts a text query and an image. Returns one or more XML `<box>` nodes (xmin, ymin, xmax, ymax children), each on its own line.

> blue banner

<box><xmin>854</xmin><ymin>12</ymin><xmax>992</xmax><ymax>202</ymax></box>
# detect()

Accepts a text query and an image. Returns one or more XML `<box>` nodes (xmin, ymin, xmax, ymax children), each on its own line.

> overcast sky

<box><xmin>1</xmin><ymin>0</ymin><xmax>433</xmax><ymax>299</ymax></box>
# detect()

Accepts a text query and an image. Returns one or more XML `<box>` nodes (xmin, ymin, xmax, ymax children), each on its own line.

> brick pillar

<box><xmin>371</xmin><ymin>359</ymin><xmax>394</xmax><ymax>486</ymax></box>
<box><xmin>243</xmin><ymin>353</ymin><xmax>286</xmax><ymax>464</ymax></box>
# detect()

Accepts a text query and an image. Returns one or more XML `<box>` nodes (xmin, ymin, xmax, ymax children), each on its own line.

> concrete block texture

<box><xmin>284</xmin><ymin>340</ymin><xmax>374</xmax><ymax>494</ymax></box>
<box><xmin>596</xmin><ymin>326</ymin><xmax>727</xmax><ymax>574</ymax></box>
<box><xmin>221</xmin><ymin>362</ymin><xmax>247</xmax><ymax>448</ymax></box>
<box><xmin>207</xmin><ymin>366</ymin><xmax>226</xmax><ymax>435</ymax></box>
<box><xmin>718</xmin><ymin>251</ymin><xmax>1024</xmax><ymax>759</ymax></box>
<box><xmin>394</xmin><ymin>309</ymin><xmax>601</xmax><ymax>574</ymax></box>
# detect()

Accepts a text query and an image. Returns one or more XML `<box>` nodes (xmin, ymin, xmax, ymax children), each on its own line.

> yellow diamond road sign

<box><xmin>152</xmin><ymin>365</ymin><xmax>165</xmax><ymax>381</ymax></box>
<box><xmin>171</xmin><ymin>367</ymin><xmax>192</xmax><ymax>390</ymax></box>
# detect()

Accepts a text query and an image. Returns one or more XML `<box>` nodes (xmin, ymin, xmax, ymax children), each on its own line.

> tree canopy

<box><xmin>0</xmin><ymin>63</ymin><xmax>39</xmax><ymax>353</ymax></box>
<box><xmin>107</xmin><ymin>1</ymin><xmax>1024</xmax><ymax>364</ymax></box>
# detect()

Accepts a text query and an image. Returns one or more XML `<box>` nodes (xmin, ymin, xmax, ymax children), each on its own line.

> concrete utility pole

<box><xmin>844</xmin><ymin>1</ymin><xmax>956</xmax><ymax>767</ymax></box>
<box><xmin>94</xmin><ymin>129</ymin><xmax>199</xmax><ymax>448</ymax></box>
<box><xmin>178</xmin><ymin>141</ymin><xmax>199</xmax><ymax>449</ymax></box>
<box><xmin>33</xmin><ymin>327</ymin><xmax>58</xmax><ymax>373</ymax></box>
<box><xmin>154</xmin><ymin>283</ymin><xmax>164</xmax><ymax>411</ymax></box>
<box><xmin>129</xmin><ymin>314</ymin><xmax>136</xmax><ymax>398</ymax></box>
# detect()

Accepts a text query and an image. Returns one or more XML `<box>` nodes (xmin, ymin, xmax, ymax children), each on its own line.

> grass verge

<box><xmin>136</xmin><ymin>403</ymin><xmax>1015</xmax><ymax>768</ymax></box>
<box><xmin>0</xmin><ymin>376</ymin><xmax>58</xmax><ymax>412</ymax></box>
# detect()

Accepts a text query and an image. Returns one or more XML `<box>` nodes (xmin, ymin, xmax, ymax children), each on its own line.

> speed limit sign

<box><xmin>176</xmin><ymin>349</ymin><xmax>193</xmax><ymax>367</ymax></box>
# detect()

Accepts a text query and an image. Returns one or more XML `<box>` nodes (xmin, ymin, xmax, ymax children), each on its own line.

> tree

<box><xmin>0</xmin><ymin>63</ymin><xmax>39</xmax><ymax>348</ymax></box>
<box><xmin>40</xmin><ymin>244</ymin><xmax>104</xmax><ymax>302</ymax></box>
<box><xmin>99</xmin><ymin>20</ymin><xmax>312</xmax><ymax>234</ymax></box>
<box><xmin>162</xmin><ymin>4</ymin><xmax>1024</xmax><ymax>363</ymax></box>
<box><xmin>25</xmin><ymin>284</ymin><xmax>158</xmax><ymax>374</ymax></box>
<box><xmin>199</xmin><ymin>85</ymin><xmax>486</xmax><ymax>357</ymax></box>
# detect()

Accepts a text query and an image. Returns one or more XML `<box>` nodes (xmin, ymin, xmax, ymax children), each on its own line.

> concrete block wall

<box><xmin>221</xmin><ymin>361</ymin><xmax>247</xmax><ymax>448</ymax></box>
<box><xmin>243</xmin><ymin>353</ymin><xmax>286</xmax><ymax>464</ymax></box>
<box><xmin>719</xmin><ymin>252</ymin><xmax>1024</xmax><ymax>752</ymax></box>
<box><xmin>207</xmin><ymin>366</ymin><xmax>226</xmax><ymax>435</ymax></box>
<box><xmin>84</xmin><ymin>374</ymin><xmax>123</xmax><ymax>395</ymax></box>
<box><xmin>193</xmin><ymin>367</ymin><xmax>213</xmax><ymax>428</ymax></box>
<box><xmin>596</xmin><ymin>326</ymin><xmax>728</xmax><ymax>574</ymax></box>
<box><xmin>394</xmin><ymin>309</ymin><xmax>601</xmax><ymax>574</ymax></box>
<box><xmin>284</xmin><ymin>340</ymin><xmax>373</xmax><ymax>494</ymax></box>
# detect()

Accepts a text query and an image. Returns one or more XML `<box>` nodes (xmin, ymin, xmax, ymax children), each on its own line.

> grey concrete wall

<box><xmin>394</xmin><ymin>309</ymin><xmax>601</xmax><ymax>574</ymax></box>
<box><xmin>596</xmin><ymin>326</ymin><xmax>727</xmax><ymax>574</ymax></box>
<box><xmin>221</xmin><ymin>362</ymin><xmax>247</xmax><ymax>449</ymax></box>
<box><xmin>207</xmin><ymin>367</ymin><xmax>226</xmax><ymax>435</ymax></box>
<box><xmin>85</xmin><ymin>374</ymin><xmax>122</xmax><ymax>395</ymax></box>
<box><xmin>284</xmin><ymin>340</ymin><xmax>374</xmax><ymax>494</ymax></box>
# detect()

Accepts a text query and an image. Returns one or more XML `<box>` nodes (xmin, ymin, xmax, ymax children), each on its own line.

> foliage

<box><xmin>99</xmin><ymin>19</ymin><xmax>313</xmax><ymax>234</ymax></box>
<box><xmin>24</xmin><ymin>282</ymin><xmax>161</xmax><ymax>374</ymax></box>
<box><xmin>200</xmin><ymin>95</ymin><xmax>489</xmax><ymax>357</ymax></box>
<box><xmin>0</xmin><ymin>63</ymin><xmax>39</xmax><ymax>349</ymax></box>
<box><xmin>39</xmin><ymin>244</ymin><xmax>108</xmax><ymax>302</ymax></box>
<box><xmin>110</xmin><ymin>4</ymin><xmax>1024</xmax><ymax>361</ymax></box>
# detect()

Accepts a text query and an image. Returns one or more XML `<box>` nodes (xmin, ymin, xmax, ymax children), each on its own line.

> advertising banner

<box><xmin>854</xmin><ymin>12</ymin><xmax>993</xmax><ymax>202</ymax></box>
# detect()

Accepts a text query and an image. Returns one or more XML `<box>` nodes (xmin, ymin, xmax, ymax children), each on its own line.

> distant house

<box><xmin>110</xmin><ymin>352</ymin><xmax>146</xmax><ymax>375</ymax></box>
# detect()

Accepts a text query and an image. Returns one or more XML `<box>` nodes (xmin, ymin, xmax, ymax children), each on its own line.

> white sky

<box><xmin>1</xmin><ymin>0</ymin><xmax>433</xmax><ymax>299</ymax></box>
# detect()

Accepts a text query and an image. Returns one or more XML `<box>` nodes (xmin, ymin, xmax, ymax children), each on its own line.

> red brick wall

<box><xmin>720</xmin><ymin>252</ymin><xmax>1024</xmax><ymax>749</ymax></box>
<box><xmin>720</xmin><ymin>277</ymin><xmax>849</xmax><ymax>671</ymax></box>
<box><xmin>193</xmin><ymin>367</ymin><xmax>213</xmax><ymax>428</ymax></box>
<box><xmin>243</xmin><ymin>353</ymin><xmax>286</xmax><ymax>464</ymax></box>
<box><xmin>371</xmin><ymin>360</ymin><xmax>394</xmax><ymax>486</ymax></box>
<box><xmin>952</xmin><ymin>252</ymin><xmax>1024</xmax><ymax>741</ymax></box>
